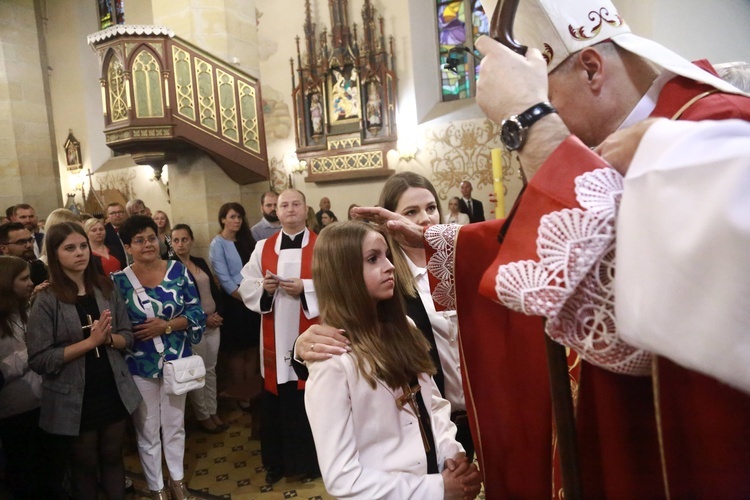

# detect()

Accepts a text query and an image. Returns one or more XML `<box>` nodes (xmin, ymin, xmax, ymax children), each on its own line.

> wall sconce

<box><xmin>284</xmin><ymin>153</ymin><xmax>307</xmax><ymax>174</ymax></box>
<box><xmin>397</xmin><ymin>142</ymin><xmax>419</xmax><ymax>162</ymax></box>
<box><xmin>293</xmin><ymin>160</ymin><xmax>308</xmax><ymax>174</ymax></box>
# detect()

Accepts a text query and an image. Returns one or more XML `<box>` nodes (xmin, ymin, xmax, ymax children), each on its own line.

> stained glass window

<box><xmin>437</xmin><ymin>0</ymin><xmax>489</xmax><ymax>101</ymax></box>
<box><xmin>98</xmin><ymin>0</ymin><xmax>125</xmax><ymax>30</ymax></box>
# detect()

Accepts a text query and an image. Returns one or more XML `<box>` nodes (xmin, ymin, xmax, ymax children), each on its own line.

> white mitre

<box><xmin>479</xmin><ymin>0</ymin><xmax>744</xmax><ymax>94</ymax></box>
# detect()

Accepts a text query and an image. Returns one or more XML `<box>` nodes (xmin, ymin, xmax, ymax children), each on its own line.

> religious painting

<box><xmin>327</xmin><ymin>65</ymin><xmax>361</xmax><ymax>125</ymax></box>
<box><xmin>64</xmin><ymin>132</ymin><xmax>82</xmax><ymax>172</ymax></box>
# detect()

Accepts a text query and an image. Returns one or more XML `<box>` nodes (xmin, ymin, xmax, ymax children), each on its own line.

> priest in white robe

<box><xmin>239</xmin><ymin>188</ymin><xmax>321</xmax><ymax>484</ymax></box>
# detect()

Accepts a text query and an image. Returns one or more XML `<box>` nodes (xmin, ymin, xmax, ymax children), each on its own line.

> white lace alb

<box><xmin>495</xmin><ymin>168</ymin><xmax>652</xmax><ymax>376</ymax></box>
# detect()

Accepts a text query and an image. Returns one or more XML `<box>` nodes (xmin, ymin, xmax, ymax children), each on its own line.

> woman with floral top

<box><xmin>112</xmin><ymin>216</ymin><xmax>205</xmax><ymax>500</ymax></box>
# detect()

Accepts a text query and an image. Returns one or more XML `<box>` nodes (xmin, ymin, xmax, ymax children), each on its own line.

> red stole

<box><xmin>260</xmin><ymin>230</ymin><xmax>318</xmax><ymax>395</ymax></box>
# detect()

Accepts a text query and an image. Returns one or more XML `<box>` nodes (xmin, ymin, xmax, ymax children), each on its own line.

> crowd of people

<box><xmin>3</xmin><ymin>0</ymin><xmax>750</xmax><ymax>496</ymax></box>
<box><xmin>0</xmin><ymin>185</ymin><xmax>486</xmax><ymax>498</ymax></box>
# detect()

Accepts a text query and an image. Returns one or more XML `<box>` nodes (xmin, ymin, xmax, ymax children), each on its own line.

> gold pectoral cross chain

<box><xmin>396</xmin><ymin>383</ymin><xmax>431</xmax><ymax>453</ymax></box>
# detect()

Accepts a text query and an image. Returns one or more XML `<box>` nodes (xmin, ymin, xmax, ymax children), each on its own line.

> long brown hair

<box><xmin>217</xmin><ymin>202</ymin><xmax>256</xmax><ymax>258</ymax></box>
<box><xmin>0</xmin><ymin>256</ymin><xmax>30</xmax><ymax>337</ymax></box>
<box><xmin>378</xmin><ymin>172</ymin><xmax>443</xmax><ymax>298</ymax></box>
<box><xmin>313</xmin><ymin>221</ymin><xmax>435</xmax><ymax>389</ymax></box>
<box><xmin>46</xmin><ymin>222</ymin><xmax>114</xmax><ymax>303</ymax></box>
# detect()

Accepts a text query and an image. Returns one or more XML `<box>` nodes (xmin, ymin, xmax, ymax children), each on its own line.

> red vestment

<box><xmin>427</xmin><ymin>61</ymin><xmax>750</xmax><ymax>498</ymax></box>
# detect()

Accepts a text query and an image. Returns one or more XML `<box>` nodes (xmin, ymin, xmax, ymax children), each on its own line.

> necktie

<box><xmin>467</xmin><ymin>199</ymin><xmax>473</xmax><ymax>216</ymax></box>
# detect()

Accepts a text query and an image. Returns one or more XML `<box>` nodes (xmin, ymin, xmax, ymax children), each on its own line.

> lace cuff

<box><xmin>495</xmin><ymin>168</ymin><xmax>652</xmax><ymax>376</ymax></box>
<box><xmin>425</xmin><ymin>224</ymin><xmax>459</xmax><ymax>311</ymax></box>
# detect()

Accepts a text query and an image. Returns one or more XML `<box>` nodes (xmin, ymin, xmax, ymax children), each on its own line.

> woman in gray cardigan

<box><xmin>27</xmin><ymin>222</ymin><xmax>141</xmax><ymax>500</ymax></box>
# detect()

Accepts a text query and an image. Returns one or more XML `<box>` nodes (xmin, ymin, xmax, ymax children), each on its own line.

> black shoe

<box><xmin>301</xmin><ymin>470</ymin><xmax>321</xmax><ymax>482</ymax></box>
<box><xmin>265</xmin><ymin>467</ymin><xmax>283</xmax><ymax>484</ymax></box>
<box><xmin>197</xmin><ymin>422</ymin><xmax>225</xmax><ymax>434</ymax></box>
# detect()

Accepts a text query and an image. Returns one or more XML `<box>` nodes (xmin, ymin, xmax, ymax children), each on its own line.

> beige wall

<box><xmin>6</xmin><ymin>0</ymin><xmax>750</xmax><ymax>228</ymax></box>
<box><xmin>0</xmin><ymin>0</ymin><xmax>61</xmax><ymax>218</ymax></box>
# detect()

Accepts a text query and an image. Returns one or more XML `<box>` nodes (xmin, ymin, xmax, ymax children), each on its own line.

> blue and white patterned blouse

<box><xmin>112</xmin><ymin>260</ymin><xmax>206</xmax><ymax>378</ymax></box>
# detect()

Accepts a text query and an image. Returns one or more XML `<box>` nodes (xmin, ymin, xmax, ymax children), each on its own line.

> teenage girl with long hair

<box><xmin>0</xmin><ymin>256</ymin><xmax>65</xmax><ymax>498</ymax></box>
<box><xmin>305</xmin><ymin>221</ymin><xmax>481</xmax><ymax>498</ymax></box>
<box><xmin>27</xmin><ymin>222</ymin><xmax>141</xmax><ymax>500</ymax></box>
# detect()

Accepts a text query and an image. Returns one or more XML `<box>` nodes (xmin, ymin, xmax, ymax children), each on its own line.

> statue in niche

<box><xmin>309</xmin><ymin>93</ymin><xmax>324</xmax><ymax>135</ymax></box>
<box><xmin>366</xmin><ymin>81</ymin><xmax>382</xmax><ymax>129</ymax></box>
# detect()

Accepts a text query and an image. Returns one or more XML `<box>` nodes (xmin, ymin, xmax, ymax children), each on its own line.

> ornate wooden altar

<box><xmin>291</xmin><ymin>0</ymin><xmax>398</xmax><ymax>182</ymax></box>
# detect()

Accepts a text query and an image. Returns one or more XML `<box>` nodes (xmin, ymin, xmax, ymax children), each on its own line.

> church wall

<box><xmin>0</xmin><ymin>0</ymin><xmax>61</xmax><ymax>217</ymax></box>
<box><xmin>10</xmin><ymin>0</ymin><xmax>750</xmax><ymax>235</ymax></box>
<box><xmin>617</xmin><ymin>0</ymin><xmax>750</xmax><ymax>63</ymax></box>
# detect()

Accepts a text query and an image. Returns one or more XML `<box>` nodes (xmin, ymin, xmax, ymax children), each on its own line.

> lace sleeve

<box><xmin>425</xmin><ymin>224</ymin><xmax>459</xmax><ymax>310</ymax></box>
<box><xmin>494</xmin><ymin>168</ymin><xmax>652</xmax><ymax>376</ymax></box>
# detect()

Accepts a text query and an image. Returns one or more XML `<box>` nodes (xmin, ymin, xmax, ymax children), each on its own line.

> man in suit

<box><xmin>458</xmin><ymin>181</ymin><xmax>485</xmax><ymax>223</ymax></box>
<box><xmin>104</xmin><ymin>202</ymin><xmax>129</xmax><ymax>268</ymax></box>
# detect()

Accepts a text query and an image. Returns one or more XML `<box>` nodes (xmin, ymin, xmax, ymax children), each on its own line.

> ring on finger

<box><xmin>310</xmin><ymin>343</ymin><xmax>315</xmax><ymax>352</ymax></box>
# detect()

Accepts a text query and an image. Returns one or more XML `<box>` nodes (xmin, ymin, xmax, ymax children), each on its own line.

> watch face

<box><xmin>501</xmin><ymin>118</ymin><xmax>524</xmax><ymax>151</ymax></box>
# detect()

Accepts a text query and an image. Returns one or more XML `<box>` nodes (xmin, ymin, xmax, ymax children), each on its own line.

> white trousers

<box><xmin>132</xmin><ymin>375</ymin><xmax>187</xmax><ymax>491</ymax></box>
<box><xmin>187</xmin><ymin>326</ymin><xmax>220</xmax><ymax>420</ymax></box>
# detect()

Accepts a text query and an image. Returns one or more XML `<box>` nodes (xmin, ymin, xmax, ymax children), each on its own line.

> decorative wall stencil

<box><xmin>426</xmin><ymin>118</ymin><xmax>523</xmax><ymax>211</ymax></box>
<box><xmin>428</xmin><ymin>119</ymin><xmax>498</xmax><ymax>197</ymax></box>
<box><xmin>261</xmin><ymin>85</ymin><xmax>292</xmax><ymax>139</ymax></box>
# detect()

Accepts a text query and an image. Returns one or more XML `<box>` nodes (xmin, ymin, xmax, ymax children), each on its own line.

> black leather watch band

<box><xmin>500</xmin><ymin>102</ymin><xmax>558</xmax><ymax>151</ymax></box>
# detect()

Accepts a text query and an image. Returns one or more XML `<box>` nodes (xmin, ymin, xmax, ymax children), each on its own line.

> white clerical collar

<box><xmin>618</xmin><ymin>69</ymin><xmax>675</xmax><ymax>131</ymax></box>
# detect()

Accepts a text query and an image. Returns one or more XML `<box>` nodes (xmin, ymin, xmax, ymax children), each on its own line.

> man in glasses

<box><xmin>0</xmin><ymin>222</ymin><xmax>48</xmax><ymax>286</ymax></box>
<box><xmin>11</xmin><ymin>204</ymin><xmax>44</xmax><ymax>256</ymax></box>
<box><xmin>105</xmin><ymin>202</ymin><xmax>129</xmax><ymax>268</ymax></box>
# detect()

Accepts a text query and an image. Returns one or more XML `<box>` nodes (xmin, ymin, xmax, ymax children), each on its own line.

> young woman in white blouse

<box><xmin>306</xmin><ymin>221</ymin><xmax>481</xmax><ymax>498</ymax></box>
<box><xmin>443</xmin><ymin>197</ymin><xmax>470</xmax><ymax>225</ymax></box>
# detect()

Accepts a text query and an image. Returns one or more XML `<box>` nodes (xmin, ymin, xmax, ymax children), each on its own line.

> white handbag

<box><xmin>124</xmin><ymin>266</ymin><xmax>206</xmax><ymax>395</ymax></box>
<box><xmin>162</xmin><ymin>340</ymin><xmax>206</xmax><ymax>395</ymax></box>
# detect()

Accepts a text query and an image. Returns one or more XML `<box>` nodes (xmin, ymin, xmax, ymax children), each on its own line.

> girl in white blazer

<box><xmin>306</xmin><ymin>221</ymin><xmax>481</xmax><ymax>499</ymax></box>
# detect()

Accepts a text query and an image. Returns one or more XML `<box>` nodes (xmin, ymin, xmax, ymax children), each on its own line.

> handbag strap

<box><xmin>123</xmin><ymin>266</ymin><xmax>166</xmax><ymax>354</ymax></box>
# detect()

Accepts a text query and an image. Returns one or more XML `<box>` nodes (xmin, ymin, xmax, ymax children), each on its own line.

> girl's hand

<box><xmin>89</xmin><ymin>310</ymin><xmax>112</xmax><ymax>347</ymax></box>
<box><xmin>133</xmin><ymin>317</ymin><xmax>169</xmax><ymax>341</ymax></box>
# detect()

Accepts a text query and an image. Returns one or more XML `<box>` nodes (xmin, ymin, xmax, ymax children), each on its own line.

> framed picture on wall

<box><xmin>64</xmin><ymin>131</ymin><xmax>82</xmax><ymax>172</ymax></box>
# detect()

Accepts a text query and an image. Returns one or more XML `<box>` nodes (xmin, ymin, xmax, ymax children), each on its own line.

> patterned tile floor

<box><xmin>125</xmin><ymin>399</ymin><xmax>332</xmax><ymax>500</ymax></box>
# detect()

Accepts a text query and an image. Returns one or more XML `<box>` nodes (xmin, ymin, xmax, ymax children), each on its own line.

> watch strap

<box><xmin>516</xmin><ymin>102</ymin><xmax>557</xmax><ymax>128</ymax></box>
